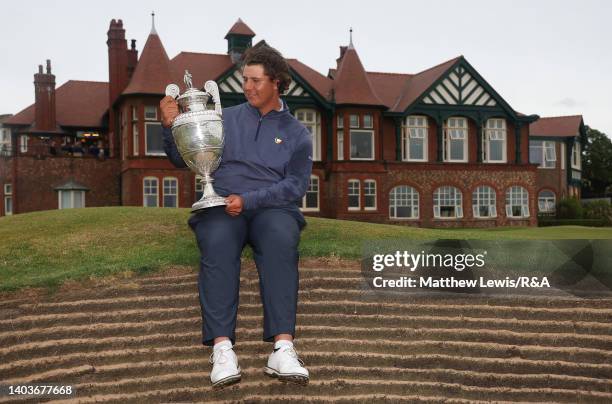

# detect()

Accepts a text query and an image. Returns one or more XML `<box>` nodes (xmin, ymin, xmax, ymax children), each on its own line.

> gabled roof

<box><xmin>287</xmin><ymin>59</ymin><xmax>333</xmax><ymax>100</ymax></box>
<box><xmin>390</xmin><ymin>56</ymin><xmax>461</xmax><ymax>112</ymax></box>
<box><xmin>123</xmin><ymin>33</ymin><xmax>174</xmax><ymax>95</ymax></box>
<box><xmin>170</xmin><ymin>52</ymin><xmax>234</xmax><ymax>89</ymax></box>
<box><xmin>530</xmin><ymin>115</ymin><xmax>584</xmax><ymax>137</ymax></box>
<box><xmin>225</xmin><ymin>18</ymin><xmax>256</xmax><ymax>38</ymax></box>
<box><xmin>333</xmin><ymin>46</ymin><xmax>384</xmax><ymax>106</ymax></box>
<box><xmin>366</xmin><ymin>71</ymin><xmax>412</xmax><ymax>108</ymax></box>
<box><xmin>5</xmin><ymin>80</ymin><xmax>108</xmax><ymax>128</ymax></box>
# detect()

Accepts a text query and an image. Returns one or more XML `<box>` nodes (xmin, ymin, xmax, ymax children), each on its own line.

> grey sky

<box><xmin>2</xmin><ymin>0</ymin><xmax>611</xmax><ymax>137</ymax></box>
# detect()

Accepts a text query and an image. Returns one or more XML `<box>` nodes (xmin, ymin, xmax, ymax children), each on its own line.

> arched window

<box><xmin>506</xmin><ymin>186</ymin><xmax>529</xmax><ymax>218</ymax></box>
<box><xmin>472</xmin><ymin>186</ymin><xmax>497</xmax><ymax>218</ymax></box>
<box><xmin>434</xmin><ymin>186</ymin><xmax>463</xmax><ymax>218</ymax></box>
<box><xmin>538</xmin><ymin>190</ymin><xmax>556</xmax><ymax>213</ymax></box>
<box><xmin>389</xmin><ymin>185</ymin><xmax>419</xmax><ymax>219</ymax></box>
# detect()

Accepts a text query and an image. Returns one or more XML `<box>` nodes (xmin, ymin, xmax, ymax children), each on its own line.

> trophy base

<box><xmin>191</xmin><ymin>196</ymin><xmax>227</xmax><ymax>212</ymax></box>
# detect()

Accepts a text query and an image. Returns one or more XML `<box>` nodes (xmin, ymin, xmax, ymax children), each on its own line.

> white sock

<box><xmin>274</xmin><ymin>340</ymin><xmax>294</xmax><ymax>350</ymax></box>
<box><xmin>214</xmin><ymin>339</ymin><xmax>232</xmax><ymax>351</ymax></box>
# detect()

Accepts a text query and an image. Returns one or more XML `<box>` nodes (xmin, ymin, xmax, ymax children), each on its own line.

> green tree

<box><xmin>582</xmin><ymin>126</ymin><xmax>612</xmax><ymax>196</ymax></box>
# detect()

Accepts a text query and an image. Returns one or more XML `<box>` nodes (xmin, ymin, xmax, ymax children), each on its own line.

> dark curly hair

<box><xmin>242</xmin><ymin>43</ymin><xmax>291</xmax><ymax>94</ymax></box>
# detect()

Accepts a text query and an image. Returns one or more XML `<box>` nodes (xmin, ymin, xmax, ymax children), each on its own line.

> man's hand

<box><xmin>160</xmin><ymin>96</ymin><xmax>179</xmax><ymax>128</ymax></box>
<box><xmin>225</xmin><ymin>194</ymin><xmax>244</xmax><ymax>216</ymax></box>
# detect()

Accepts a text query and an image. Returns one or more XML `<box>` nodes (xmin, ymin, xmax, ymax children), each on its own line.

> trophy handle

<box><xmin>204</xmin><ymin>81</ymin><xmax>222</xmax><ymax>116</ymax></box>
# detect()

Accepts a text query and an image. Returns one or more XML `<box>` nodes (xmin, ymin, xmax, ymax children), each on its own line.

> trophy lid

<box><xmin>176</xmin><ymin>70</ymin><xmax>210</xmax><ymax>110</ymax></box>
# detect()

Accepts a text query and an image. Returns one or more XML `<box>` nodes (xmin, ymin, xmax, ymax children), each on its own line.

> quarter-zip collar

<box><xmin>245</xmin><ymin>99</ymin><xmax>290</xmax><ymax>120</ymax></box>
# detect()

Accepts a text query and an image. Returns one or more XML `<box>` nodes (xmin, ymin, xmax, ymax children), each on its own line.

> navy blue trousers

<box><xmin>188</xmin><ymin>205</ymin><xmax>306</xmax><ymax>347</ymax></box>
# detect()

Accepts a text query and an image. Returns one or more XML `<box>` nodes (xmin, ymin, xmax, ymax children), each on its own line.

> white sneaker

<box><xmin>209</xmin><ymin>340</ymin><xmax>241</xmax><ymax>388</ymax></box>
<box><xmin>264</xmin><ymin>341</ymin><xmax>309</xmax><ymax>384</ymax></box>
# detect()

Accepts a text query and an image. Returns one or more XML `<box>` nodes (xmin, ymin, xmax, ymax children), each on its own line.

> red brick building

<box><xmin>0</xmin><ymin>18</ymin><xmax>585</xmax><ymax>227</ymax></box>
<box><xmin>528</xmin><ymin>115</ymin><xmax>586</xmax><ymax>214</ymax></box>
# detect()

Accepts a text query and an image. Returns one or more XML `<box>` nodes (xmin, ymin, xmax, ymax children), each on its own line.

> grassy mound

<box><xmin>1</xmin><ymin>207</ymin><xmax>611</xmax><ymax>292</ymax></box>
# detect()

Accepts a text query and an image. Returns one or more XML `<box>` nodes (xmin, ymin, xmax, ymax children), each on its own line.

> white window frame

<box><xmin>538</xmin><ymin>190</ymin><xmax>556</xmax><ymax>213</ymax></box>
<box><xmin>363</xmin><ymin>114</ymin><xmax>373</xmax><ymax>129</ymax></box>
<box><xmin>337</xmin><ymin>129</ymin><xmax>344</xmax><ymax>160</ymax></box>
<box><xmin>348</xmin><ymin>179</ymin><xmax>360</xmax><ymax>211</ymax></box>
<box><xmin>483</xmin><ymin>118</ymin><xmax>507</xmax><ymax>163</ymax></box>
<box><xmin>472</xmin><ymin>186</ymin><xmax>497</xmax><ymax>218</ymax></box>
<box><xmin>349</xmin><ymin>130</ymin><xmax>375</xmax><ymax>160</ymax></box>
<box><xmin>144</xmin><ymin>106</ymin><xmax>158</xmax><ymax>121</ymax></box>
<box><xmin>296</xmin><ymin>108</ymin><xmax>321</xmax><ymax>162</ymax></box>
<box><xmin>349</xmin><ymin>114</ymin><xmax>359</xmax><ymax>128</ymax></box>
<box><xmin>58</xmin><ymin>190</ymin><xmax>86</xmax><ymax>209</ymax></box>
<box><xmin>389</xmin><ymin>185</ymin><xmax>419</xmax><ymax>219</ymax></box>
<box><xmin>3</xmin><ymin>183</ymin><xmax>12</xmax><ymax>216</ymax></box>
<box><xmin>443</xmin><ymin>117</ymin><xmax>468</xmax><ymax>162</ymax></box>
<box><xmin>301</xmin><ymin>175</ymin><xmax>320</xmax><ymax>212</ymax></box>
<box><xmin>133</xmin><ymin>123</ymin><xmax>139</xmax><ymax>156</ymax></box>
<box><xmin>4</xmin><ymin>196</ymin><xmax>12</xmax><ymax>215</ymax></box>
<box><xmin>0</xmin><ymin>128</ymin><xmax>11</xmax><ymax>156</ymax></box>
<box><xmin>402</xmin><ymin>115</ymin><xmax>428</xmax><ymax>162</ymax></box>
<box><xmin>145</xmin><ymin>122</ymin><xmax>166</xmax><ymax>156</ymax></box>
<box><xmin>143</xmin><ymin>177</ymin><xmax>159</xmax><ymax>207</ymax></box>
<box><xmin>132</xmin><ymin>106</ymin><xmax>138</xmax><ymax>121</ymax></box>
<box><xmin>364</xmin><ymin>179</ymin><xmax>377</xmax><ymax>211</ymax></box>
<box><xmin>433</xmin><ymin>186</ymin><xmax>463</xmax><ymax>219</ymax></box>
<box><xmin>20</xmin><ymin>135</ymin><xmax>28</xmax><ymax>153</ymax></box>
<box><xmin>337</xmin><ymin>113</ymin><xmax>344</xmax><ymax>129</ymax></box>
<box><xmin>529</xmin><ymin>140</ymin><xmax>556</xmax><ymax>169</ymax></box>
<box><xmin>571</xmin><ymin>141</ymin><xmax>581</xmax><ymax>170</ymax></box>
<box><xmin>505</xmin><ymin>186</ymin><xmax>530</xmax><ymax>218</ymax></box>
<box><xmin>163</xmin><ymin>177</ymin><xmax>178</xmax><ymax>208</ymax></box>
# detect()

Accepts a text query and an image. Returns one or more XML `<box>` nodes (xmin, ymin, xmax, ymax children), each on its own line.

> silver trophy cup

<box><xmin>166</xmin><ymin>71</ymin><xmax>226</xmax><ymax>212</ymax></box>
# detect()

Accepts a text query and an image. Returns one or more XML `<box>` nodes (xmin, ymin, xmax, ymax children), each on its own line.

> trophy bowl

<box><xmin>166</xmin><ymin>72</ymin><xmax>226</xmax><ymax>212</ymax></box>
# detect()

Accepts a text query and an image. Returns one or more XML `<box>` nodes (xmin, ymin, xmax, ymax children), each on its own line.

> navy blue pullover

<box><xmin>163</xmin><ymin>101</ymin><xmax>313</xmax><ymax>211</ymax></box>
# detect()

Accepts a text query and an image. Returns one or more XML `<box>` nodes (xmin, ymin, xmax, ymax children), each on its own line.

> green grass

<box><xmin>1</xmin><ymin>207</ymin><xmax>611</xmax><ymax>292</ymax></box>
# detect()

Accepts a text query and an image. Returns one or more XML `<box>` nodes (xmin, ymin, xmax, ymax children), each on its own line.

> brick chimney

<box><xmin>127</xmin><ymin>39</ymin><xmax>138</xmax><ymax>80</ymax></box>
<box><xmin>106</xmin><ymin>18</ymin><xmax>131</xmax><ymax>158</ymax></box>
<box><xmin>107</xmin><ymin>19</ymin><xmax>129</xmax><ymax>106</ymax></box>
<box><xmin>336</xmin><ymin>46</ymin><xmax>347</xmax><ymax>69</ymax></box>
<box><xmin>33</xmin><ymin>59</ymin><xmax>56</xmax><ymax>131</ymax></box>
